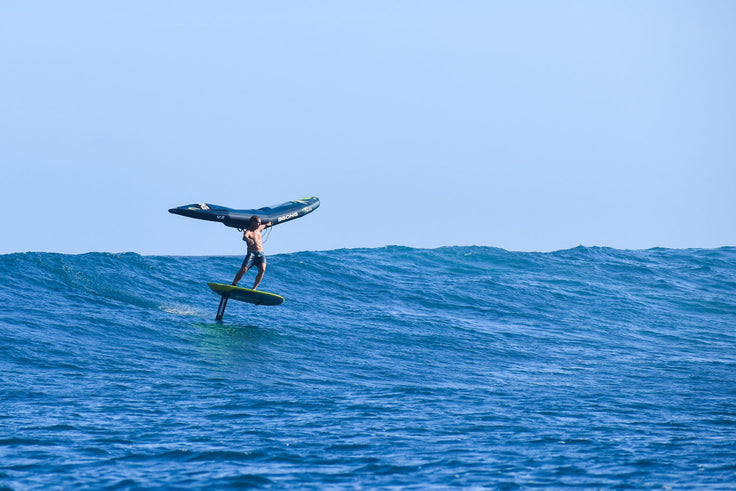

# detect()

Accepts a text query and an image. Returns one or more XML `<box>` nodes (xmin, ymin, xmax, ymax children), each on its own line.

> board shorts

<box><xmin>241</xmin><ymin>251</ymin><xmax>266</xmax><ymax>271</ymax></box>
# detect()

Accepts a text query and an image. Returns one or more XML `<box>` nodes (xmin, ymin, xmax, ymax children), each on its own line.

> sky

<box><xmin>1</xmin><ymin>1</ymin><xmax>734</xmax><ymax>256</ymax></box>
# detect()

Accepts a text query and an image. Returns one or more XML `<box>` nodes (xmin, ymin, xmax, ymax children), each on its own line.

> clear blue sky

<box><xmin>2</xmin><ymin>1</ymin><xmax>734</xmax><ymax>256</ymax></box>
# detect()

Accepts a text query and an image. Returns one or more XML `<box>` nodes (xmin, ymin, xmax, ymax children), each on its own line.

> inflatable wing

<box><xmin>169</xmin><ymin>197</ymin><xmax>320</xmax><ymax>229</ymax></box>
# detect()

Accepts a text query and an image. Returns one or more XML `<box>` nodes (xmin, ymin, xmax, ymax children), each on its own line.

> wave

<box><xmin>1</xmin><ymin>246</ymin><xmax>735</xmax><ymax>488</ymax></box>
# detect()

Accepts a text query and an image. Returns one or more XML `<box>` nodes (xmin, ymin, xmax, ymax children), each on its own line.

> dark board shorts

<box><xmin>241</xmin><ymin>251</ymin><xmax>266</xmax><ymax>270</ymax></box>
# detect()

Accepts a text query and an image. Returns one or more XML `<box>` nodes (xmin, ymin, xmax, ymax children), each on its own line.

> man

<box><xmin>232</xmin><ymin>215</ymin><xmax>272</xmax><ymax>290</ymax></box>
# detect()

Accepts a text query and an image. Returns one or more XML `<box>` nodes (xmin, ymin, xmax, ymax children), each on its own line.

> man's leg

<box><xmin>232</xmin><ymin>266</ymin><xmax>248</xmax><ymax>285</ymax></box>
<box><xmin>253</xmin><ymin>262</ymin><xmax>266</xmax><ymax>290</ymax></box>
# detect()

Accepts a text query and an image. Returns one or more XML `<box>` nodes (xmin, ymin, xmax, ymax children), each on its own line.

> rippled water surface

<box><xmin>1</xmin><ymin>246</ymin><xmax>735</xmax><ymax>489</ymax></box>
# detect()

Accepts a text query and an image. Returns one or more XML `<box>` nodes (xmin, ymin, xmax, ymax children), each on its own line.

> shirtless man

<box><xmin>232</xmin><ymin>215</ymin><xmax>272</xmax><ymax>290</ymax></box>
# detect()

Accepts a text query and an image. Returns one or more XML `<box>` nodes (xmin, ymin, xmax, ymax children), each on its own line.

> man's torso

<box><xmin>244</xmin><ymin>229</ymin><xmax>264</xmax><ymax>252</ymax></box>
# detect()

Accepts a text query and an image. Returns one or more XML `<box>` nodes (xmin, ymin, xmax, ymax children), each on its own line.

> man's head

<box><xmin>248</xmin><ymin>215</ymin><xmax>262</xmax><ymax>230</ymax></box>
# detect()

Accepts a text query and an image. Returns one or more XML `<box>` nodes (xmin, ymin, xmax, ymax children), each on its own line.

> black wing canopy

<box><xmin>169</xmin><ymin>197</ymin><xmax>320</xmax><ymax>229</ymax></box>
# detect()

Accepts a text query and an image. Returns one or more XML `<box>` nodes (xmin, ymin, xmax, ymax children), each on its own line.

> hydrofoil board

<box><xmin>208</xmin><ymin>282</ymin><xmax>285</xmax><ymax>306</ymax></box>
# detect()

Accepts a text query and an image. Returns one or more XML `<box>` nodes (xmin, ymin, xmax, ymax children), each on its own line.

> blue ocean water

<box><xmin>1</xmin><ymin>246</ymin><xmax>735</xmax><ymax>489</ymax></box>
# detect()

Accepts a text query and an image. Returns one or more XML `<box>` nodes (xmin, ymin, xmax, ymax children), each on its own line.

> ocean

<box><xmin>1</xmin><ymin>246</ymin><xmax>735</xmax><ymax>489</ymax></box>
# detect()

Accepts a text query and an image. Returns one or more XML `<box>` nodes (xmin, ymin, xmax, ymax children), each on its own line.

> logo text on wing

<box><xmin>277</xmin><ymin>212</ymin><xmax>299</xmax><ymax>222</ymax></box>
